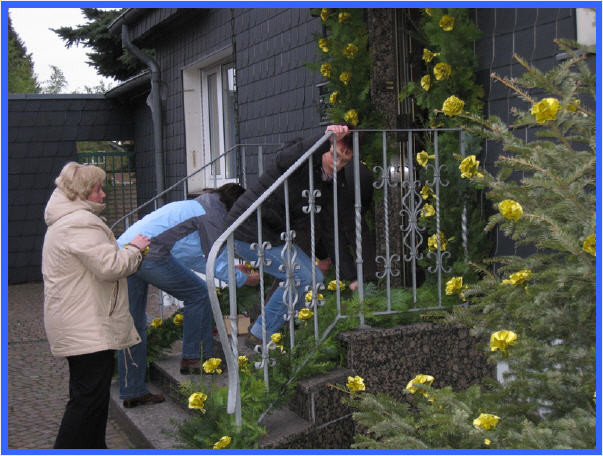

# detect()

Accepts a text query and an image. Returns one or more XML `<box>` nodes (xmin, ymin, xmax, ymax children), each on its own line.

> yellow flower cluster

<box><xmin>445</xmin><ymin>276</ymin><xmax>467</xmax><ymax>300</ymax></box>
<box><xmin>215</xmin><ymin>287</ymin><xmax>222</xmax><ymax>297</ymax></box>
<box><xmin>213</xmin><ymin>436</ymin><xmax>232</xmax><ymax>449</ymax></box>
<box><xmin>297</xmin><ymin>308</ymin><xmax>314</xmax><ymax>320</ymax></box>
<box><xmin>305</xmin><ymin>290</ymin><xmax>324</xmax><ymax>303</ymax></box>
<box><xmin>439</xmin><ymin>15</ymin><xmax>455</xmax><ymax>31</ymax></box>
<box><xmin>422</xmin><ymin>48</ymin><xmax>440</xmax><ymax>63</ymax></box>
<box><xmin>346</xmin><ymin>375</ymin><xmax>366</xmax><ymax>393</ymax></box>
<box><xmin>173</xmin><ymin>313</ymin><xmax>184</xmax><ymax>326</ymax></box>
<box><xmin>459</xmin><ymin>155</ymin><xmax>483</xmax><ymax>178</ymax></box>
<box><xmin>188</xmin><ymin>392</ymin><xmax>207</xmax><ymax>412</ymax></box>
<box><xmin>473</xmin><ymin>413</ymin><xmax>500</xmax><ymax>430</ymax></box>
<box><xmin>499</xmin><ymin>199</ymin><xmax>523</xmax><ymax>221</ymax></box>
<box><xmin>151</xmin><ymin>318</ymin><xmax>162</xmax><ymax>328</ymax></box>
<box><xmin>343</xmin><ymin>43</ymin><xmax>359</xmax><ymax>59</ymax></box>
<box><xmin>420</xmin><ymin>74</ymin><xmax>431</xmax><ymax>91</ymax></box>
<box><xmin>202</xmin><ymin>357</ymin><xmax>223</xmax><ymax>375</ymax></box>
<box><xmin>344</xmin><ymin>109</ymin><xmax>359</xmax><ymax>126</ymax></box>
<box><xmin>405</xmin><ymin>374</ymin><xmax>434</xmax><ymax>400</ymax></box>
<box><xmin>433</xmin><ymin>62</ymin><xmax>451</xmax><ymax>80</ymax></box>
<box><xmin>270</xmin><ymin>332</ymin><xmax>284</xmax><ymax>352</ymax></box>
<box><xmin>327</xmin><ymin>280</ymin><xmax>345</xmax><ymax>291</ymax></box>
<box><xmin>531</xmin><ymin>97</ymin><xmax>559</xmax><ymax>123</ymax></box>
<box><xmin>583</xmin><ymin>234</ymin><xmax>596</xmax><ymax>256</ymax></box>
<box><xmin>502</xmin><ymin>269</ymin><xmax>531</xmax><ymax>286</ymax></box>
<box><xmin>568</xmin><ymin>98</ymin><xmax>581</xmax><ymax>112</ymax></box>
<box><xmin>329</xmin><ymin>91</ymin><xmax>338</xmax><ymax>104</ymax></box>
<box><xmin>320</xmin><ymin>8</ymin><xmax>329</xmax><ymax>22</ymax></box>
<box><xmin>424</xmin><ymin>8</ymin><xmax>432</xmax><ymax>16</ymax></box>
<box><xmin>442</xmin><ymin>95</ymin><xmax>464</xmax><ymax>116</ymax></box>
<box><xmin>420</xmin><ymin>184</ymin><xmax>434</xmax><ymax>200</ymax></box>
<box><xmin>339</xmin><ymin>72</ymin><xmax>352</xmax><ymax>85</ymax></box>
<box><xmin>338</xmin><ymin>12</ymin><xmax>351</xmax><ymax>23</ymax></box>
<box><xmin>420</xmin><ymin>203</ymin><xmax>435</xmax><ymax>218</ymax></box>
<box><xmin>320</xmin><ymin>63</ymin><xmax>332</xmax><ymax>78</ymax></box>
<box><xmin>238</xmin><ymin>355</ymin><xmax>250</xmax><ymax>372</ymax></box>
<box><xmin>428</xmin><ymin>232</ymin><xmax>449</xmax><ymax>252</ymax></box>
<box><xmin>318</xmin><ymin>38</ymin><xmax>329</xmax><ymax>53</ymax></box>
<box><xmin>416</xmin><ymin>150</ymin><xmax>434</xmax><ymax>167</ymax></box>
<box><xmin>490</xmin><ymin>330</ymin><xmax>517</xmax><ymax>352</ymax></box>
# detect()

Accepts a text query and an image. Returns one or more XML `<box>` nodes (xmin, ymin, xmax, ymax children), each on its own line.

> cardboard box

<box><xmin>223</xmin><ymin>314</ymin><xmax>250</xmax><ymax>335</ymax></box>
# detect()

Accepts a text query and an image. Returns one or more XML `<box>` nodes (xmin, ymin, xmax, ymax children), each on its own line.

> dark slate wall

<box><xmin>7</xmin><ymin>95</ymin><xmax>134</xmax><ymax>284</ymax></box>
<box><xmin>473</xmin><ymin>8</ymin><xmax>577</xmax><ymax>257</ymax></box>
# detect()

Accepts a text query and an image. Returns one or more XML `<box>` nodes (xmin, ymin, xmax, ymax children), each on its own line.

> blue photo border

<box><xmin>1</xmin><ymin>1</ymin><xmax>601</xmax><ymax>455</ymax></box>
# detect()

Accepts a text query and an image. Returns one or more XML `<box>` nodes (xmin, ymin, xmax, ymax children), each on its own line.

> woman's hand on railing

<box><xmin>129</xmin><ymin>234</ymin><xmax>151</xmax><ymax>251</ymax></box>
<box><xmin>245</xmin><ymin>271</ymin><xmax>260</xmax><ymax>287</ymax></box>
<box><xmin>349</xmin><ymin>280</ymin><xmax>358</xmax><ymax>291</ymax></box>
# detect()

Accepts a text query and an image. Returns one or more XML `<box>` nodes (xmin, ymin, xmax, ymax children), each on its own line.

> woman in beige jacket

<box><xmin>42</xmin><ymin>162</ymin><xmax>151</xmax><ymax>449</ymax></box>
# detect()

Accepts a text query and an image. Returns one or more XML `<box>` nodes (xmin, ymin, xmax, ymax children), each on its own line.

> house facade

<box><xmin>7</xmin><ymin>7</ymin><xmax>595</xmax><ymax>283</ymax></box>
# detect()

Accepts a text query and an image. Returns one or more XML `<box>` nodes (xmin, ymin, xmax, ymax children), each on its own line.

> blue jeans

<box><xmin>117</xmin><ymin>256</ymin><xmax>213</xmax><ymax>400</ymax></box>
<box><xmin>234</xmin><ymin>240</ymin><xmax>324</xmax><ymax>340</ymax></box>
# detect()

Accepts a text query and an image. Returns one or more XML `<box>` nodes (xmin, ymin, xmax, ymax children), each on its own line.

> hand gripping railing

<box><xmin>205</xmin><ymin>131</ymin><xmax>347</xmax><ymax>426</ymax></box>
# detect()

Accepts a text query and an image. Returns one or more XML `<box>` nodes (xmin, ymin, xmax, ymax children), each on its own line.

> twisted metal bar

<box><xmin>460</xmin><ymin>131</ymin><xmax>469</xmax><ymax>264</ymax></box>
<box><xmin>281</xmin><ymin>179</ymin><xmax>300</xmax><ymax>351</ymax></box>
<box><xmin>352</xmin><ymin>132</ymin><xmax>365</xmax><ymax>311</ymax></box>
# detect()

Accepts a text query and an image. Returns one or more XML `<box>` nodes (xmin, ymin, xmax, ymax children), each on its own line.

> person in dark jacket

<box><xmin>225</xmin><ymin>125</ymin><xmax>376</xmax><ymax>343</ymax></box>
<box><xmin>116</xmin><ymin>183</ymin><xmax>259</xmax><ymax>408</ymax></box>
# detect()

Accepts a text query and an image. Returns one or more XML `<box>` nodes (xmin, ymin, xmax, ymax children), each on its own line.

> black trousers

<box><xmin>54</xmin><ymin>349</ymin><xmax>115</xmax><ymax>449</ymax></box>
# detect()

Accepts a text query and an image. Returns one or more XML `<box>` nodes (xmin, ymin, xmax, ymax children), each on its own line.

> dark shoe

<box><xmin>123</xmin><ymin>392</ymin><xmax>165</xmax><ymax>408</ymax></box>
<box><xmin>180</xmin><ymin>358</ymin><xmax>201</xmax><ymax>375</ymax></box>
<box><xmin>245</xmin><ymin>334</ymin><xmax>262</xmax><ymax>350</ymax></box>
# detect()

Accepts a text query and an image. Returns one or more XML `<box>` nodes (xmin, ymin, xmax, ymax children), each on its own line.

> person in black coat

<box><xmin>225</xmin><ymin>125</ymin><xmax>376</xmax><ymax>342</ymax></box>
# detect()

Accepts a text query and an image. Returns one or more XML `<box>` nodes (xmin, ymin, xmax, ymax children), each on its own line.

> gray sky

<box><xmin>9</xmin><ymin>7</ymin><xmax>117</xmax><ymax>93</ymax></box>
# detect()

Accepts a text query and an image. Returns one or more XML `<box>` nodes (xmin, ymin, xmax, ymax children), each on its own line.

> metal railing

<box><xmin>205</xmin><ymin>128</ymin><xmax>469</xmax><ymax>425</ymax></box>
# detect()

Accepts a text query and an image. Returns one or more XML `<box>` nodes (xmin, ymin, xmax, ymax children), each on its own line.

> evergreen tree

<box><xmin>41</xmin><ymin>65</ymin><xmax>68</xmax><ymax>94</ymax></box>
<box><xmin>346</xmin><ymin>39</ymin><xmax>596</xmax><ymax>449</ymax></box>
<box><xmin>52</xmin><ymin>8</ymin><xmax>148</xmax><ymax>81</ymax></box>
<box><xmin>7</xmin><ymin>12</ymin><xmax>40</xmax><ymax>93</ymax></box>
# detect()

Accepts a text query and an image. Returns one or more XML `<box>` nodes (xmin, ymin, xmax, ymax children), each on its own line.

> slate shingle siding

<box><xmin>8</xmin><ymin>95</ymin><xmax>134</xmax><ymax>283</ymax></box>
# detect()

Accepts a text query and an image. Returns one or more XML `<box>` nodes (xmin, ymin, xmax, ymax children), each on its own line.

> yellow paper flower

<box><xmin>433</xmin><ymin>62</ymin><xmax>452</xmax><ymax>80</ymax></box>
<box><xmin>422</xmin><ymin>48</ymin><xmax>440</xmax><ymax>63</ymax></box>
<box><xmin>305</xmin><ymin>291</ymin><xmax>324</xmax><ymax>302</ymax></box>
<box><xmin>420</xmin><ymin>203</ymin><xmax>435</xmax><ymax>218</ymax></box>
<box><xmin>173</xmin><ymin>313</ymin><xmax>184</xmax><ymax>326</ymax></box>
<box><xmin>502</xmin><ymin>269</ymin><xmax>532</xmax><ymax>286</ymax></box>
<box><xmin>213</xmin><ymin>436</ymin><xmax>232</xmax><ymax>449</ymax></box>
<box><xmin>442</xmin><ymin>95</ymin><xmax>464</xmax><ymax>116</ymax></box>
<box><xmin>318</xmin><ymin>38</ymin><xmax>329</xmax><ymax>53</ymax></box>
<box><xmin>490</xmin><ymin>330</ymin><xmax>518</xmax><ymax>352</ymax></box>
<box><xmin>459</xmin><ymin>155</ymin><xmax>484</xmax><ymax>178</ymax></box>
<box><xmin>202</xmin><ymin>357</ymin><xmax>223</xmax><ymax>375</ymax></box>
<box><xmin>339</xmin><ymin>72</ymin><xmax>352</xmax><ymax>85</ymax></box>
<box><xmin>320</xmin><ymin>63</ymin><xmax>332</xmax><ymax>78</ymax></box>
<box><xmin>416</xmin><ymin>150</ymin><xmax>435</xmax><ymax>167</ymax></box>
<box><xmin>531</xmin><ymin>97</ymin><xmax>559</xmax><ymax>123</ymax></box>
<box><xmin>343</xmin><ymin>109</ymin><xmax>359</xmax><ymax>126</ymax></box>
<box><xmin>271</xmin><ymin>333</ymin><xmax>282</xmax><ymax>344</ymax></box>
<box><xmin>188</xmin><ymin>392</ymin><xmax>207</xmax><ymax>412</ymax></box>
<box><xmin>424</xmin><ymin>8</ymin><xmax>432</xmax><ymax>16</ymax></box>
<box><xmin>568</xmin><ymin>98</ymin><xmax>581</xmax><ymax>112</ymax></box>
<box><xmin>445</xmin><ymin>277</ymin><xmax>464</xmax><ymax>296</ymax></box>
<box><xmin>583</xmin><ymin>234</ymin><xmax>596</xmax><ymax>256</ymax></box>
<box><xmin>343</xmin><ymin>43</ymin><xmax>359</xmax><ymax>59</ymax></box>
<box><xmin>484</xmin><ymin>439</ymin><xmax>491</xmax><ymax>446</ymax></box>
<box><xmin>346</xmin><ymin>375</ymin><xmax>366</xmax><ymax>393</ymax></box>
<box><xmin>420</xmin><ymin>184</ymin><xmax>434</xmax><ymax>200</ymax></box>
<box><xmin>151</xmin><ymin>318</ymin><xmax>162</xmax><ymax>328</ymax></box>
<box><xmin>338</xmin><ymin>12</ymin><xmax>351</xmax><ymax>23</ymax></box>
<box><xmin>298</xmin><ymin>307</ymin><xmax>314</xmax><ymax>320</ymax></box>
<box><xmin>327</xmin><ymin>280</ymin><xmax>345</xmax><ymax>291</ymax></box>
<box><xmin>440</xmin><ymin>15</ymin><xmax>455</xmax><ymax>31</ymax></box>
<box><xmin>329</xmin><ymin>91</ymin><xmax>338</xmax><ymax>104</ymax></box>
<box><xmin>238</xmin><ymin>355</ymin><xmax>249</xmax><ymax>372</ymax></box>
<box><xmin>320</xmin><ymin>8</ymin><xmax>329</xmax><ymax>22</ymax></box>
<box><xmin>420</xmin><ymin>74</ymin><xmax>431</xmax><ymax>91</ymax></box>
<box><xmin>405</xmin><ymin>374</ymin><xmax>434</xmax><ymax>397</ymax></box>
<box><xmin>499</xmin><ymin>199</ymin><xmax>523</xmax><ymax>221</ymax></box>
<box><xmin>428</xmin><ymin>232</ymin><xmax>448</xmax><ymax>252</ymax></box>
<box><xmin>473</xmin><ymin>413</ymin><xmax>500</xmax><ymax>430</ymax></box>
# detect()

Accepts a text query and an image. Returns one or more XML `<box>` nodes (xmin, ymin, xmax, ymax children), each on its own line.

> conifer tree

<box><xmin>346</xmin><ymin>39</ymin><xmax>596</xmax><ymax>450</ymax></box>
<box><xmin>7</xmin><ymin>13</ymin><xmax>40</xmax><ymax>93</ymax></box>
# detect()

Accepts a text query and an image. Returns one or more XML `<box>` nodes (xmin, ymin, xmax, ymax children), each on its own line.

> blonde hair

<box><xmin>55</xmin><ymin>162</ymin><xmax>106</xmax><ymax>200</ymax></box>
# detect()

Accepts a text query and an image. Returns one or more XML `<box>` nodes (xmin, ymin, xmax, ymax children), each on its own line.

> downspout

<box><xmin>121</xmin><ymin>24</ymin><xmax>165</xmax><ymax>203</ymax></box>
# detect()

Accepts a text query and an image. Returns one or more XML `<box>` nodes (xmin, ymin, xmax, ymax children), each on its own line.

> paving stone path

<box><xmin>6</xmin><ymin>282</ymin><xmax>135</xmax><ymax>449</ymax></box>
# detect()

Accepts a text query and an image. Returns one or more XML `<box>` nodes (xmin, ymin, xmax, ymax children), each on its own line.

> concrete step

<box><xmin>109</xmin><ymin>381</ymin><xmax>189</xmax><ymax>449</ymax></box>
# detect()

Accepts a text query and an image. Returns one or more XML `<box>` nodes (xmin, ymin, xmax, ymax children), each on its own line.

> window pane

<box><xmin>207</xmin><ymin>72</ymin><xmax>220</xmax><ymax>175</ymax></box>
<box><xmin>222</xmin><ymin>64</ymin><xmax>237</xmax><ymax>178</ymax></box>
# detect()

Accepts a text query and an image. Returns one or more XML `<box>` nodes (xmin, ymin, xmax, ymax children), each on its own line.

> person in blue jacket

<box><xmin>116</xmin><ymin>183</ymin><xmax>259</xmax><ymax>408</ymax></box>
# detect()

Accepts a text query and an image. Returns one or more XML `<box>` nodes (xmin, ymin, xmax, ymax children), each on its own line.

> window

<box><xmin>183</xmin><ymin>48</ymin><xmax>237</xmax><ymax>193</ymax></box>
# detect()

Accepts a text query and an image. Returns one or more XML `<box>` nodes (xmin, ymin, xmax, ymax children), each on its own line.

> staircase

<box><xmin>109</xmin><ymin>335</ymin><xmax>356</xmax><ymax>449</ymax></box>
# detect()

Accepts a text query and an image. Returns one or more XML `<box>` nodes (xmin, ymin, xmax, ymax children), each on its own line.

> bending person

<box><xmin>43</xmin><ymin>162</ymin><xmax>150</xmax><ymax>448</ymax></box>
<box><xmin>116</xmin><ymin>183</ymin><xmax>259</xmax><ymax>408</ymax></box>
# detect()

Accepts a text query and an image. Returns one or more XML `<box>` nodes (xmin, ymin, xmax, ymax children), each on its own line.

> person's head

<box><xmin>55</xmin><ymin>162</ymin><xmax>106</xmax><ymax>202</ymax></box>
<box><xmin>201</xmin><ymin>183</ymin><xmax>246</xmax><ymax>211</ymax></box>
<box><xmin>324</xmin><ymin>124</ymin><xmax>363</xmax><ymax>175</ymax></box>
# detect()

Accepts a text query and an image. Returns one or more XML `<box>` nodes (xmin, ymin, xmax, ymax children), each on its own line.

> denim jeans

<box><xmin>117</xmin><ymin>255</ymin><xmax>213</xmax><ymax>400</ymax></box>
<box><xmin>234</xmin><ymin>240</ymin><xmax>324</xmax><ymax>340</ymax></box>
